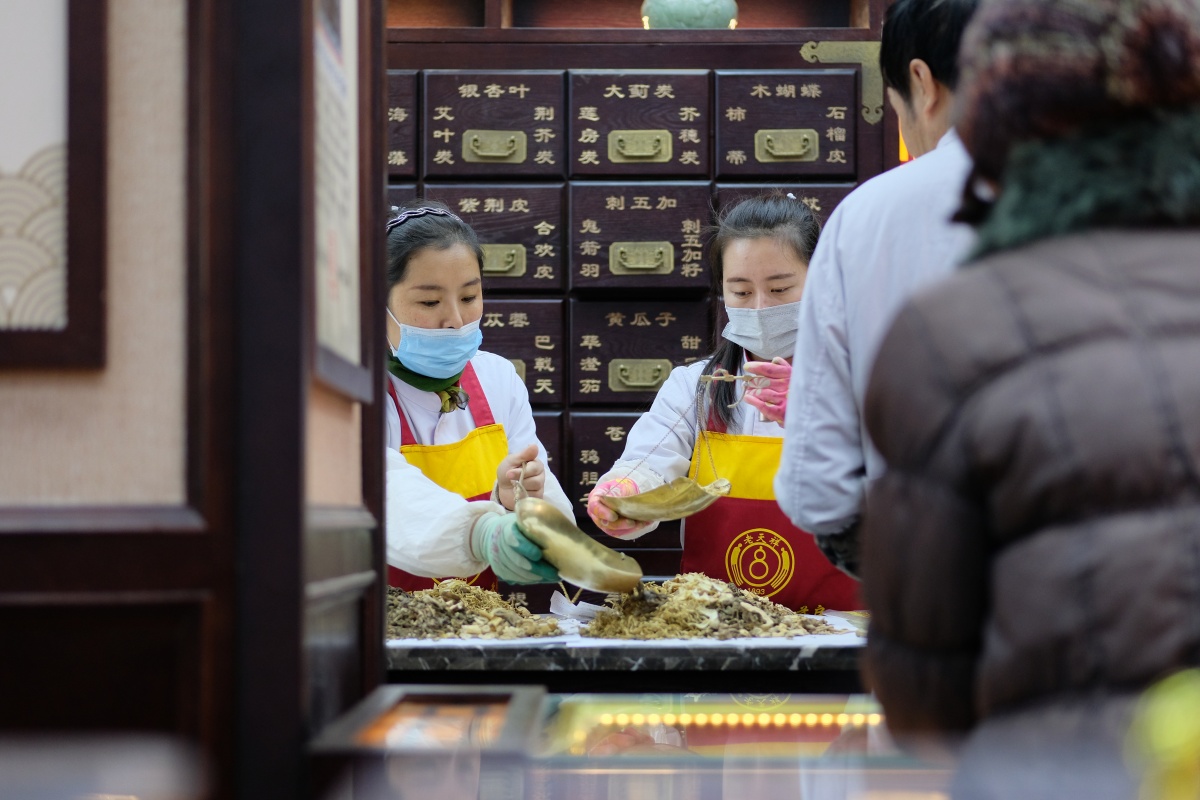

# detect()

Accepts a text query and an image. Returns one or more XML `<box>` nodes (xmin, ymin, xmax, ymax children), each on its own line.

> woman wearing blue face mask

<box><xmin>585</xmin><ymin>193</ymin><xmax>860</xmax><ymax>612</ymax></box>
<box><xmin>383</xmin><ymin>202</ymin><xmax>573</xmax><ymax>589</ymax></box>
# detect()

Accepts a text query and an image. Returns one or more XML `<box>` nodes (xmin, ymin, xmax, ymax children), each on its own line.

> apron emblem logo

<box><xmin>725</xmin><ymin>528</ymin><xmax>795</xmax><ymax>597</ymax></box>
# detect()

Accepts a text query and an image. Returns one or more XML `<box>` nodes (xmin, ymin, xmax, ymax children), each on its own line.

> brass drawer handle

<box><xmin>609</xmin><ymin>242</ymin><xmax>674</xmax><ymax>275</ymax></box>
<box><xmin>615</xmin><ymin>244</ymin><xmax>667</xmax><ymax>270</ymax></box>
<box><xmin>462</xmin><ymin>130</ymin><xmax>527</xmax><ymax>163</ymax></box>
<box><xmin>609</xmin><ymin>358</ymin><xmax>673</xmax><ymax>391</ymax></box>
<box><xmin>480</xmin><ymin>244</ymin><xmax>527</xmax><ymax>277</ymax></box>
<box><xmin>608</xmin><ymin>130</ymin><xmax>673</xmax><ymax>163</ymax></box>
<box><xmin>754</xmin><ymin>129</ymin><xmax>819</xmax><ymax>162</ymax></box>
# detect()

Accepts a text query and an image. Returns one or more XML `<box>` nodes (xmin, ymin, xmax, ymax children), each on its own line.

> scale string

<box><xmin>596</xmin><ymin>372</ymin><xmax>726</xmax><ymax>499</ymax></box>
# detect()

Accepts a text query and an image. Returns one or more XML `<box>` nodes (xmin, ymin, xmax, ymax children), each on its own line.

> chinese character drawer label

<box><xmin>715</xmin><ymin>183</ymin><xmax>855</xmax><ymax>225</ymax></box>
<box><xmin>569</xmin><ymin>182</ymin><xmax>712</xmax><ymax>290</ymax></box>
<box><xmin>422</xmin><ymin>70</ymin><xmax>565</xmax><ymax>178</ymax></box>
<box><xmin>387</xmin><ymin>71</ymin><xmax>418</xmax><ymax>178</ymax></box>
<box><xmin>569</xmin><ymin>70</ymin><xmax>710</xmax><ymax>177</ymax></box>
<box><xmin>569</xmin><ymin>299</ymin><xmax>711</xmax><ymax>405</ymax></box>
<box><xmin>715</xmin><ymin>70</ymin><xmax>857</xmax><ymax>177</ymax></box>
<box><xmin>423</xmin><ymin>184</ymin><xmax>565</xmax><ymax>291</ymax></box>
<box><xmin>481</xmin><ymin>299</ymin><xmax>564</xmax><ymax>405</ymax></box>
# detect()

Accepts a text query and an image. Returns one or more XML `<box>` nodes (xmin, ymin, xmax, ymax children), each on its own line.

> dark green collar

<box><xmin>386</xmin><ymin>353</ymin><xmax>469</xmax><ymax>413</ymax></box>
<box><xmin>966</xmin><ymin>108</ymin><xmax>1200</xmax><ymax>263</ymax></box>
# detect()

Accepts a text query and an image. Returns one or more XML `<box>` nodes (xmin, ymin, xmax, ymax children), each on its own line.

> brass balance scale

<box><xmin>515</xmin><ymin>371</ymin><xmax>758</xmax><ymax>593</ymax></box>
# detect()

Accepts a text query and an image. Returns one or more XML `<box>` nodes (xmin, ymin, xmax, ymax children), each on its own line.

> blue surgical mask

<box><xmin>387</xmin><ymin>309</ymin><xmax>483</xmax><ymax>379</ymax></box>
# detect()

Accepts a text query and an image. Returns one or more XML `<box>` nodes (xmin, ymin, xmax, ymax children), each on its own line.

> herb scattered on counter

<box><xmin>583</xmin><ymin>573</ymin><xmax>847</xmax><ymax>640</ymax></box>
<box><xmin>386</xmin><ymin>580</ymin><xmax>560</xmax><ymax>640</ymax></box>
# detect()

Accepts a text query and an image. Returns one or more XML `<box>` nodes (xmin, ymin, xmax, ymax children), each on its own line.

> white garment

<box><xmin>384</xmin><ymin>350</ymin><xmax>574</xmax><ymax>577</ymax></box>
<box><xmin>776</xmin><ymin>129</ymin><xmax>975</xmax><ymax>535</ymax></box>
<box><xmin>596</xmin><ymin>358</ymin><xmax>783</xmax><ymax>541</ymax></box>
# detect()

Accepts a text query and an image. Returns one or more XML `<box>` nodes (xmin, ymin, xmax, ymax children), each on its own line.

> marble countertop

<box><xmin>386</xmin><ymin>617</ymin><xmax>865</xmax><ymax>673</ymax></box>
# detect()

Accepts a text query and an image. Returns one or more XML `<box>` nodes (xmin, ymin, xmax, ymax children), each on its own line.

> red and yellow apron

<box><xmin>681</xmin><ymin>418</ymin><xmax>860</xmax><ymax>612</ymax></box>
<box><xmin>386</xmin><ymin>363</ymin><xmax>506</xmax><ymax>591</ymax></box>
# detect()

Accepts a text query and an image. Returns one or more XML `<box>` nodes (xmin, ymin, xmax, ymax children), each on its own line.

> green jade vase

<box><xmin>641</xmin><ymin>0</ymin><xmax>739</xmax><ymax>29</ymax></box>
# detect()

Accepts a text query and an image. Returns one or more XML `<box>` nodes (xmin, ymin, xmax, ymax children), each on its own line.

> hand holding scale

<box><xmin>510</xmin><ymin>464</ymin><xmax>643</xmax><ymax>593</ymax></box>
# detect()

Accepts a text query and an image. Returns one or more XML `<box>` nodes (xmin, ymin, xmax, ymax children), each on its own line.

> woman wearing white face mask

<box><xmin>383</xmin><ymin>202</ymin><xmax>575</xmax><ymax>589</ymax></box>
<box><xmin>585</xmin><ymin>193</ymin><xmax>860</xmax><ymax>611</ymax></box>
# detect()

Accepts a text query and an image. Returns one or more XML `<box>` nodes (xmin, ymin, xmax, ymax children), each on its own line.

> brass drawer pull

<box><xmin>463</xmin><ymin>130</ymin><xmax>527</xmax><ymax>163</ymax></box>
<box><xmin>754</xmin><ymin>129</ymin><xmax>819</xmax><ymax>162</ymax></box>
<box><xmin>480</xmin><ymin>244</ymin><xmax>527</xmax><ymax>277</ymax></box>
<box><xmin>609</xmin><ymin>358</ymin><xmax>673</xmax><ymax>391</ymax></box>
<box><xmin>609</xmin><ymin>242</ymin><xmax>674</xmax><ymax>275</ymax></box>
<box><xmin>608</xmin><ymin>129</ymin><xmax>672</xmax><ymax>163</ymax></box>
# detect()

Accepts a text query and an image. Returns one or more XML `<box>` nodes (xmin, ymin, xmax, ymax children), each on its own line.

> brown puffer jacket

<box><xmin>860</xmin><ymin>229</ymin><xmax>1200</xmax><ymax>735</ymax></box>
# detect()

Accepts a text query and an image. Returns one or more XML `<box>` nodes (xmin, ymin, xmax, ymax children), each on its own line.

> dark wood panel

<box><xmin>186</xmin><ymin>0</ymin><xmax>238</xmax><ymax>790</ymax></box>
<box><xmin>386</xmin><ymin>0</ymin><xmax>484</xmax><ymax>28</ymax></box>
<box><xmin>360</xmin><ymin>0</ymin><xmax>389</xmax><ymax>706</ymax></box>
<box><xmin>388</xmin><ymin>28</ymin><xmax>875</xmax><ymax>46</ymax></box>
<box><xmin>0</xmin><ymin>506</ymin><xmax>205</xmax><ymax>534</ymax></box>
<box><xmin>624</xmin><ymin>547</ymin><xmax>683</xmax><ymax>577</ymax></box>
<box><xmin>231</xmin><ymin>0</ymin><xmax>308</xmax><ymax>794</ymax></box>
<box><xmin>305</xmin><ymin>593</ymin><xmax>367</xmax><ymax>736</ymax></box>
<box><xmin>0</xmin><ymin>598</ymin><xmax>203</xmax><ymax>733</ymax></box>
<box><xmin>509</xmin><ymin>0</ymin><xmax>856</xmax><ymax>29</ymax></box>
<box><xmin>510</xmin><ymin>0</ymin><xmax>644</xmax><ymax>29</ymax></box>
<box><xmin>533</xmin><ymin>411</ymin><xmax>564</xmax><ymax>482</ymax></box>
<box><xmin>736</xmin><ymin>0</ymin><xmax>855</xmax><ymax>29</ymax></box>
<box><xmin>385</xmin><ymin>70</ymin><xmax>418</xmax><ymax>178</ymax></box>
<box><xmin>305</xmin><ymin>511</ymin><xmax>377</xmax><ymax>584</ymax></box>
<box><xmin>387</xmin><ymin>183</ymin><xmax>419</xmax><ymax>209</ymax></box>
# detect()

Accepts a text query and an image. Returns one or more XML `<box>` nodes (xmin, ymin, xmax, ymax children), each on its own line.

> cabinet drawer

<box><xmin>422</xmin><ymin>70</ymin><xmax>566</xmax><ymax>178</ymax></box>
<box><xmin>569</xmin><ymin>70</ymin><xmax>711</xmax><ymax>178</ymax></box>
<box><xmin>715</xmin><ymin>70</ymin><xmax>857</xmax><ymax>179</ymax></box>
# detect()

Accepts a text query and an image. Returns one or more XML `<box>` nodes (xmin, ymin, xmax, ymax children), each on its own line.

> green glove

<box><xmin>470</xmin><ymin>512</ymin><xmax>559</xmax><ymax>584</ymax></box>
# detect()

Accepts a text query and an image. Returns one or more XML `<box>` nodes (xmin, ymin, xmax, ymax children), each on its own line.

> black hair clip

<box><xmin>385</xmin><ymin>206</ymin><xmax>464</xmax><ymax>233</ymax></box>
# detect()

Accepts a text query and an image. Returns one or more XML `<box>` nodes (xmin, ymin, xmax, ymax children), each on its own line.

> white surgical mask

<box><xmin>722</xmin><ymin>301</ymin><xmax>801</xmax><ymax>360</ymax></box>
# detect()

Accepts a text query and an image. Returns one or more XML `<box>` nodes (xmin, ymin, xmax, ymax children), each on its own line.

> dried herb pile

<box><xmin>386</xmin><ymin>580</ymin><xmax>560</xmax><ymax>640</ymax></box>
<box><xmin>583</xmin><ymin>573</ymin><xmax>846</xmax><ymax>640</ymax></box>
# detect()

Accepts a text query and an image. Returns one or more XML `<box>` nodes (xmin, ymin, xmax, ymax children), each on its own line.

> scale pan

<box><xmin>516</xmin><ymin>497</ymin><xmax>644</xmax><ymax>593</ymax></box>
<box><xmin>598</xmin><ymin>476</ymin><xmax>732</xmax><ymax>522</ymax></box>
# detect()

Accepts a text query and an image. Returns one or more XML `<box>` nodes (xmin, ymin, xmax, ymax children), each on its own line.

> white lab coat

<box><xmin>776</xmin><ymin>129</ymin><xmax>975</xmax><ymax>535</ymax></box>
<box><xmin>596</xmin><ymin>358</ymin><xmax>782</xmax><ymax>541</ymax></box>
<box><xmin>385</xmin><ymin>350</ymin><xmax>574</xmax><ymax>577</ymax></box>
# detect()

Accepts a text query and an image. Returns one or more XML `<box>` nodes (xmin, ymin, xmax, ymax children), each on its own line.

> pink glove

<box><xmin>586</xmin><ymin>478</ymin><xmax>650</xmax><ymax>538</ymax></box>
<box><xmin>742</xmin><ymin>357</ymin><xmax>792</xmax><ymax>425</ymax></box>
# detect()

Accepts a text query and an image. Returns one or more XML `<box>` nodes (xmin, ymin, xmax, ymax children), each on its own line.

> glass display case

<box><xmin>313</xmin><ymin>685</ymin><xmax>952</xmax><ymax>799</ymax></box>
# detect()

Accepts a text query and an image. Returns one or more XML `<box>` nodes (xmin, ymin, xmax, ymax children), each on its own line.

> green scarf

<box><xmin>386</xmin><ymin>353</ymin><xmax>469</xmax><ymax>413</ymax></box>
<box><xmin>966</xmin><ymin>108</ymin><xmax>1200</xmax><ymax>263</ymax></box>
